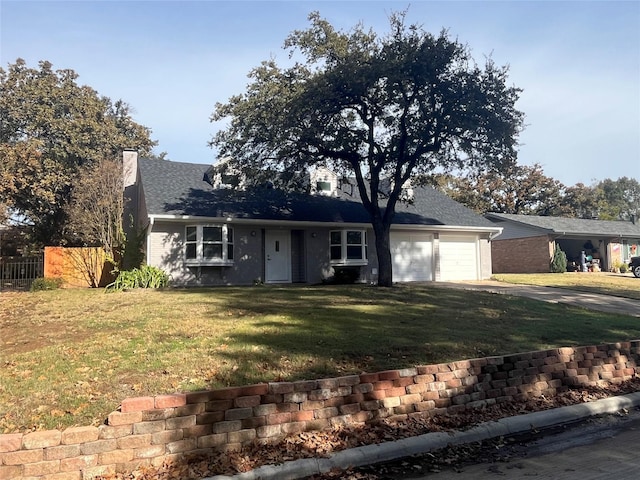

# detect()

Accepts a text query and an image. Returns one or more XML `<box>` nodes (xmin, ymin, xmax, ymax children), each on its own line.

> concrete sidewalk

<box><xmin>436</xmin><ymin>280</ymin><xmax>640</xmax><ymax>317</ymax></box>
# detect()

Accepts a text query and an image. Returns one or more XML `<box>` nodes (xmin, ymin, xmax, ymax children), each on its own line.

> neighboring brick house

<box><xmin>485</xmin><ymin>213</ymin><xmax>640</xmax><ymax>273</ymax></box>
<box><xmin>123</xmin><ymin>151</ymin><xmax>502</xmax><ymax>285</ymax></box>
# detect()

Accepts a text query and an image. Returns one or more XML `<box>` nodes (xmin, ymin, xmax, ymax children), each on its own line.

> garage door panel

<box><xmin>391</xmin><ymin>233</ymin><xmax>433</xmax><ymax>282</ymax></box>
<box><xmin>440</xmin><ymin>236</ymin><xmax>478</xmax><ymax>281</ymax></box>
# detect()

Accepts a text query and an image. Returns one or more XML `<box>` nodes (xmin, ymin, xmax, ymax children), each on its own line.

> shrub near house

<box><xmin>106</xmin><ymin>265</ymin><xmax>169</xmax><ymax>291</ymax></box>
<box><xmin>550</xmin><ymin>244</ymin><xmax>567</xmax><ymax>273</ymax></box>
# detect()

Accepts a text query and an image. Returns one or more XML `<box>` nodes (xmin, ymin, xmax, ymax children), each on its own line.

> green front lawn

<box><xmin>1</xmin><ymin>283</ymin><xmax>639</xmax><ymax>433</ymax></box>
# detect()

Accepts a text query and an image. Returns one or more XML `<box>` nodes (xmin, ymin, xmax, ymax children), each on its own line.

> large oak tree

<box><xmin>0</xmin><ymin>59</ymin><xmax>156</xmax><ymax>246</ymax></box>
<box><xmin>211</xmin><ymin>12</ymin><xmax>524</xmax><ymax>286</ymax></box>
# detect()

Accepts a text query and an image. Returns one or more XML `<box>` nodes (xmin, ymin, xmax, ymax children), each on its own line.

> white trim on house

<box><xmin>144</xmin><ymin>215</ymin><xmax>498</xmax><ymax>284</ymax></box>
<box><xmin>147</xmin><ymin>214</ymin><xmax>501</xmax><ymax>235</ymax></box>
<box><xmin>149</xmin><ymin>214</ymin><xmax>370</xmax><ymax>229</ymax></box>
<box><xmin>390</xmin><ymin>224</ymin><xmax>501</xmax><ymax>235</ymax></box>
<box><xmin>146</xmin><ymin>216</ymin><xmax>155</xmax><ymax>266</ymax></box>
<box><xmin>329</xmin><ymin>229</ymin><xmax>368</xmax><ymax>266</ymax></box>
<box><xmin>184</xmin><ymin>224</ymin><xmax>234</xmax><ymax>266</ymax></box>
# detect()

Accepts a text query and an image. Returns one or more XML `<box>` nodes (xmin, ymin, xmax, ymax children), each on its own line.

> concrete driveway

<box><xmin>437</xmin><ymin>280</ymin><xmax>640</xmax><ymax>317</ymax></box>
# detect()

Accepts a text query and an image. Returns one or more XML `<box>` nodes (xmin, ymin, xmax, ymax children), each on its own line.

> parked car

<box><xmin>630</xmin><ymin>256</ymin><xmax>640</xmax><ymax>278</ymax></box>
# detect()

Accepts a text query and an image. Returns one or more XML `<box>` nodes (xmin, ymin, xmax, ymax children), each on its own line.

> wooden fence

<box><xmin>44</xmin><ymin>246</ymin><xmax>115</xmax><ymax>288</ymax></box>
<box><xmin>0</xmin><ymin>255</ymin><xmax>44</xmax><ymax>291</ymax></box>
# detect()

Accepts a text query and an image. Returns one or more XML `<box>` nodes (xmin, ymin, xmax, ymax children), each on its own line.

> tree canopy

<box><xmin>211</xmin><ymin>11</ymin><xmax>525</xmax><ymax>286</ymax></box>
<box><xmin>440</xmin><ymin>167</ymin><xmax>639</xmax><ymax>222</ymax></box>
<box><xmin>596</xmin><ymin>177</ymin><xmax>640</xmax><ymax>221</ymax></box>
<box><xmin>438</xmin><ymin>163</ymin><xmax>565</xmax><ymax>216</ymax></box>
<box><xmin>0</xmin><ymin>59</ymin><xmax>156</xmax><ymax>245</ymax></box>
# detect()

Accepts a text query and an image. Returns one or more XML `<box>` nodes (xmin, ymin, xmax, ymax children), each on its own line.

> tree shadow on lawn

<box><xmin>106</xmin><ymin>285</ymin><xmax>640</xmax><ymax>480</ymax></box>
<box><xmin>162</xmin><ymin>284</ymin><xmax>640</xmax><ymax>389</ymax></box>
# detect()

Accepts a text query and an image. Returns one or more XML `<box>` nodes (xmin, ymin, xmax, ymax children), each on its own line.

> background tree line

<box><xmin>434</xmin><ymin>164</ymin><xmax>639</xmax><ymax>222</ymax></box>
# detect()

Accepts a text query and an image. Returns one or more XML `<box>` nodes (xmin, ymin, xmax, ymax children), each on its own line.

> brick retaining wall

<box><xmin>2</xmin><ymin>341</ymin><xmax>639</xmax><ymax>479</ymax></box>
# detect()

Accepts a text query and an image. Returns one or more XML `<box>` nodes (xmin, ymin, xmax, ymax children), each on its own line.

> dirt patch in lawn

<box><xmin>1</xmin><ymin>292</ymin><xmax>90</xmax><ymax>355</ymax></box>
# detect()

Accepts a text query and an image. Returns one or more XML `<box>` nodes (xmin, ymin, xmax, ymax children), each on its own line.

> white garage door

<box><xmin>391</xmin><ymin>233</ymin><xmax>433</xmax><ymax>282</ymax></box>
<box><xmin>439</xmin><ymin>235</ymin><xmax>479</xmax><ymax>281</ymax></box>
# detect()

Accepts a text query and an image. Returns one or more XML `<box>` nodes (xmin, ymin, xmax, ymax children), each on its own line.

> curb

<box><xmin>205</xmin><ymin>391</ymin><xmax>640</xmax><ymax>480</ymax></box>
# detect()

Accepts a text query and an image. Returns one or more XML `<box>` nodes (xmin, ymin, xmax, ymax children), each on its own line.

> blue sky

<box><xmin>1</xmin><ymin>0</ymin><xmax>638</xmax><ymax>186</ymax></box>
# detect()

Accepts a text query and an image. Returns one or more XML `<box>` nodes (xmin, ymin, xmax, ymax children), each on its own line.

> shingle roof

<box><xmin>138</xmin><ymin>158</ymin><xmax>496</xmax><ymax>229</ymax></box>
<box><xmin>486</xmin><ymin>212</ymin><xmax>640</xmax><ymax>237</ymax></box>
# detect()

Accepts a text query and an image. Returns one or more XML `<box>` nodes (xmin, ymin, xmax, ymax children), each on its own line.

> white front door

<box><xmin>265</xmin><ymin>230</ymin><xmax>291</xmax><ymax>283</ymax></box>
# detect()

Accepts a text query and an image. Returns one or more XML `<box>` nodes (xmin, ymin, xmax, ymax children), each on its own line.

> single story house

<box><xmin>485</xmin><ymin>212</ymin><xmax>640</xmax><ymax>273</ymax></box>
<box><xmin>123</xmin><ymin>151</ymin><xmax>502</xmax><ymax>285</ymax></box>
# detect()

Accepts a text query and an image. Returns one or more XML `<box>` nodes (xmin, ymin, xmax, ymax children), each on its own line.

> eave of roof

<box><xmin>147</xmin><ymin>213</ymin><xmax>501</xmax><ymax>235</ymax></box>
<box><xmin>485</xmin><ymin>212</ymin><xmax>640</xmax><ymax>237</ymax></box>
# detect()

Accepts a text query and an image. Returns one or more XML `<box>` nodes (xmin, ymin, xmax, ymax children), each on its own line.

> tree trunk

<box><xmin>372</xmin><ymin>217</ymin><xmax>393</xmax><ymax>287</ymax></box>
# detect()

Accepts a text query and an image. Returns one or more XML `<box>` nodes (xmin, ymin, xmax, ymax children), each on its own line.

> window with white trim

<box><xmin>185</xmin><ymin>225</ymin><xmax>234</xmax><ymax>265</ymax></box>
<box><xmin>330</xmin><ymin>230</ymin><xmax>368</xmax><ymax>265</ymax></box>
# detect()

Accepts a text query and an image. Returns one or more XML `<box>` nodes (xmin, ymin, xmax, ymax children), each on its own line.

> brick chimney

<box><xmin>123</xmin><ymin>149</ymin><xmax>138</xmax><ymax>189</ymax></box>
<box><xmin>122</xmin><ymin>150</ymin><xmax>140</xmax><ymax>259</ymax></box>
